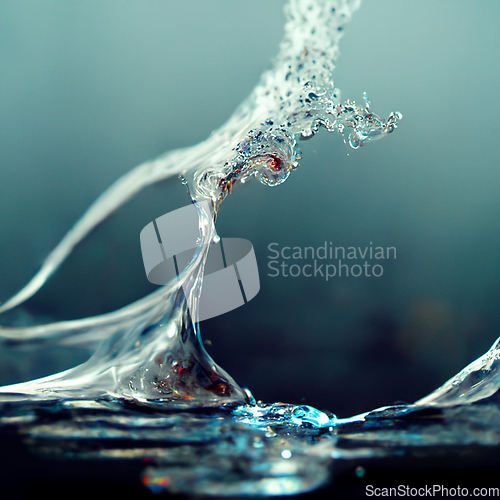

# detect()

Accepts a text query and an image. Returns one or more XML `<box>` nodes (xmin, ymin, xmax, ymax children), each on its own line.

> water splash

<box><xmin>0</xmin><ymin>0</ymin><xmax>401</xmax><ymax>406</ymax></box>
<box><xmin>415</xmin><ymin>337</ymin><xmax>500</xmax><ymax>407</ymax></box>
<box><xmin>0</xmin><ymin>0</ymin><xmax>499</xmax><ymax>497</ymax></box>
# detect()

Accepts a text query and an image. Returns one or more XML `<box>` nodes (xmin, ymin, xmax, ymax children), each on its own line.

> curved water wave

<box><xmin>0</xmin><ymin>0</ymin><xmax>401</xmax><ymax>406</ymax></box>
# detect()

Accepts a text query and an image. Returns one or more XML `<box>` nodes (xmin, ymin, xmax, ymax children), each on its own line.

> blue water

<box><xmin>0</xmin><ymin>0</ymin><xmax>499</xmax><ymax>497</ymax></box>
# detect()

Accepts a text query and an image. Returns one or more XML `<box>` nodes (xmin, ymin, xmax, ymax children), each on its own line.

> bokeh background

<box><xmin>1</xmin><ymin>0</ymin><xmax>499</xmax><ymax>418</ymax></box>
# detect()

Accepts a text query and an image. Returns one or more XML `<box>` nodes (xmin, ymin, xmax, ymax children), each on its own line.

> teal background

<box><xmin>1</xmin><ymin>1</ymin><xmax>500</xmax><ymax>416</ymax></box>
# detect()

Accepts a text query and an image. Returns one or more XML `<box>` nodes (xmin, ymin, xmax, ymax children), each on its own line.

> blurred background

<box><xmin>1</xmin><ymin>0</ymin><xmax>499</xmax><ymax>418</ymax></box>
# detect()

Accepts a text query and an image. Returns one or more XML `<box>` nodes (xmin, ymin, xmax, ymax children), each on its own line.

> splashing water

<box><xmin>0</xmin><ymin>0</ymin><xmax>401</xmax><ymax>406</ymax></box>
<box><xmin>0</xmin><ymin>0</ymin><xmax>499</xmax><ymax>496</ymax></box>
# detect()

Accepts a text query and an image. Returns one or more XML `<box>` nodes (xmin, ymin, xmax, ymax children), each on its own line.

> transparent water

<box><xmin>1</xmin><ymin>0</ymin><xmax>499</xmax><ymax>496</ymax></box>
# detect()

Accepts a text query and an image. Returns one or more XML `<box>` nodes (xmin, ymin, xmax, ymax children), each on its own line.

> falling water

<box><xmin>0</xmin><ymin>0</ymin><xmax>499</xmax><ymax>496</ymax></box>
<box><xmin>0</xmin><ymin>0</ymin><xmax>401</xmax><ymax>406</ymax></box>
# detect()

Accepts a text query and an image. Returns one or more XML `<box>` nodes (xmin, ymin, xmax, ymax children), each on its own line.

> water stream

<box><xmin>1</xmin><ymin>0</ymin><xmax>499</xmax><ymax>496</ymax></box>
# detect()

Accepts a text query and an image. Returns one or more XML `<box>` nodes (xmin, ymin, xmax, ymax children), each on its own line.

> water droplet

<box><xmin>355</xmin><ymin>466</ymin><xmax>366</xmax><ymax>478</ymax></box>
<box><xmin>362</xmin><ymin>91</ymin><xmax>371</xmax><ymax>109</ymax></box>
<box><xmin>281</xmin><ymin>449</ymin><xmax>292</xmax><ymax>459</ymax></box>
<box><xmin>348</xmin><ymin>132</ymin><xmax>361</xmax><ymax>149</ymax></box>
<box><xmin>300</xmin><ymin>129</ymin><xmax>315</xmax><ymax>140</ymax></box>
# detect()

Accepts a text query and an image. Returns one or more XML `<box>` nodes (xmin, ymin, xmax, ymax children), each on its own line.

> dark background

<box><xmin>1</xmin><ymin>0</ymin><xmax>500</xmax><ymax>419</ymax></box>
